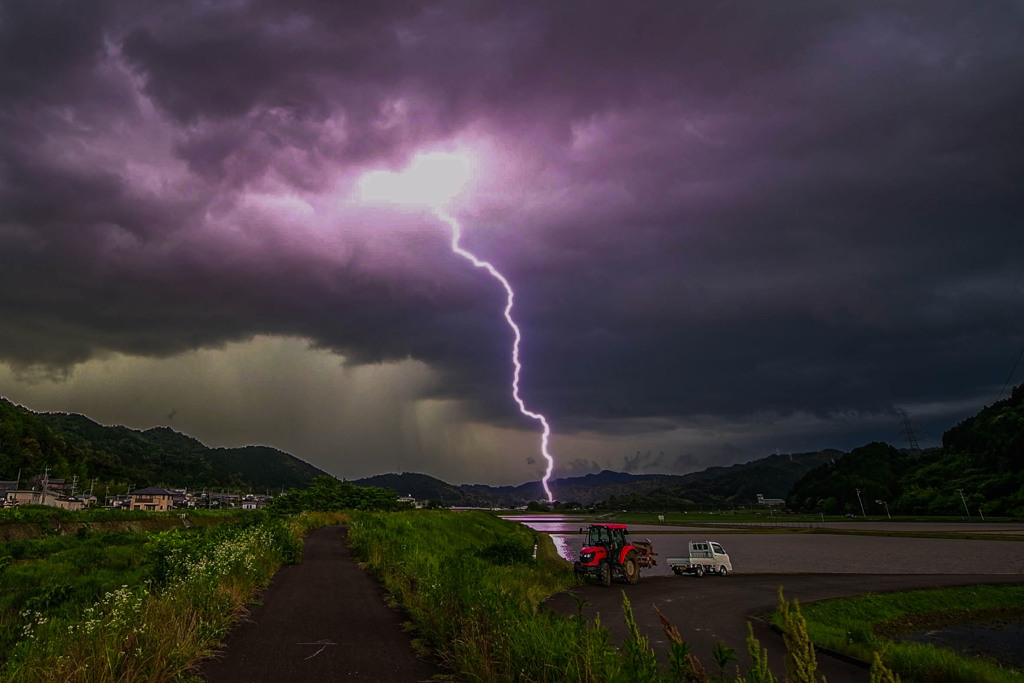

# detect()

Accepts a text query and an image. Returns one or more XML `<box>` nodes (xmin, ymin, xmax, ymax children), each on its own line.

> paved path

<box><xmin>544</xmin><ymin>573</ymin><xmax>1024</xmax><ymax>683</ymax></box>
<box><xmin>201</xmin><ymin>526</ymin><xmax>438</xmax><ymax>683</ymax></box>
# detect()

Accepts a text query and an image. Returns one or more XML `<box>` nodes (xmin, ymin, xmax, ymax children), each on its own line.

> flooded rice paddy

<box><xmin>505</xmin><ymin>516</ymin><xmax>1024</xmax><ymax>575</ymax></box>
<box><xmin>898</xmin><ymin>622</ymin><xmax>1024</xmax><ymax>669</ymax></box>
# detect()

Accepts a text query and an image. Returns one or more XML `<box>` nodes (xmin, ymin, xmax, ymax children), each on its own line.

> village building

<box><xmin>129</xmin><ymin>487</ymin><xmax>175</xmax><ymax>512</ymax></box>
<box><xmin>3</xmin><ymin>489</ymin><xmax>87</xmax><ymax>510</ymax></box>
<box><xmin>756</xmin><ymin>493</ymin><xmax>786</xmax><ymax>507</ymax></box>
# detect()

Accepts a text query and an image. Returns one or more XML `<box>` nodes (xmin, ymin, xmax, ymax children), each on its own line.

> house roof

<box><xmin>130</xmin><ymin>487</ymin><xmax>175</xmax><ymax>496</ymax></box>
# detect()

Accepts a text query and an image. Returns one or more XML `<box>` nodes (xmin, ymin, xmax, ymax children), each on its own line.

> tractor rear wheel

<box><xmin>623</xmin><ymin>551</ymin><xmax>640</xmax><ymax>584</ymax></box>
<box><xmin>599</xmin><ymin>561</ymin><xmax>612</xmax><ymax>587</ymax></box>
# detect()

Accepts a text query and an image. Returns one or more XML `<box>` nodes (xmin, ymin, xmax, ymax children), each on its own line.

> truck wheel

<box><xmin>718</xmin><ymin>565</ymin><xmax>728</xmax><ymax>577</ymax></box>
<box><xmin>694</xmin><ymin>565</ymin><xmax>704</xmax><ymax>578</ymax></box>
<box><xmin>623</xmin><ymin>552</ymin><xmax>640</xmax><ymax>585</ymax></box>
<box><xmin>599</xmin><ymin>562</ymin><xmax>612</xmax><ymax>587</ymax></box>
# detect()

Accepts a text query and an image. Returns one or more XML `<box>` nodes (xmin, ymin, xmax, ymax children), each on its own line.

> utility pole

<box><xmin>896</xmin><ymin>408</ymin><xmax>921</xmax><ymax>454</ymax></box>
<box><xmin>876</xmin><ymin>499</ymin><xmax>891</xmax><ymax>520</ymax></box>
<box><xmin>855</xmin><ymin>488</ymin><xmax>867</xmax><ymax>517</ymax></box>
<box><xmin>956</xmin><ymin>488</ymin><xmax>970</xmax><ymax>517</ymax></box>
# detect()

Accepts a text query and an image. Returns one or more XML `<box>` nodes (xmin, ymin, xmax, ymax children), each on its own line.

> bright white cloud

<box><xmin>357</xmin><ymin>151</ymin><xmax>473</xmax><ymax>209</ymax></box>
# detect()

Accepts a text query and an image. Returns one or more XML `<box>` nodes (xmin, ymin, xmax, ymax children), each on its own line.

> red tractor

<box><xmin>573</xmin><ymin>523</ymin><xmax>657</xmax><ymax>587</ymax></box>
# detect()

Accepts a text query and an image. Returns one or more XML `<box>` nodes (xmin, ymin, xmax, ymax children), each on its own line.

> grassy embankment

<box><xmin>347</xmin><ymin>510</ymin><xmax>607</xmax><ymax>680</ymax></box>
<box><xmin>779</xmin><ymin>584</ymin><xmax>1024</xmax><ymax>683</ymax></box>
<box><xmin>348</xmin><ymin>510</ymin><xmax>902</xmax><ymax>682</ymax></box>
<box><xmin>0</xmin><ymin>508</ymin><xmax>346</xmax><ymax>681</ymax></box>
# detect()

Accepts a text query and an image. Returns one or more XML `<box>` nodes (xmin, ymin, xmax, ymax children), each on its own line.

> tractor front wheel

<box><xmin>623</xmin><ymin>552</ymin><xmax>640</xmax><ymax>585</ymax></box>
<box><xmin>599</xmin><ymin>561</ymin><xmax>612</xmax><ymax>587</ymax></box>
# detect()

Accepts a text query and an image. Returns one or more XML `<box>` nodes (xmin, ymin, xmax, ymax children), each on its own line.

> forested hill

<box><xmin>786</xmin><ymin>383</ymin><xmax>1024</xmax><ymax>517</ymax></box>
<box><xmin>0</xmin><ymin>397</ymin><xmax>327</xmax><ymax>491</ymax></box>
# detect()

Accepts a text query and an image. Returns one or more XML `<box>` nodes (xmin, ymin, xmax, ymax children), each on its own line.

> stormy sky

<box><xmin>2</xmin><ymin>1</ymin><xmax>1022</xmax><ymax>487</ymax></box>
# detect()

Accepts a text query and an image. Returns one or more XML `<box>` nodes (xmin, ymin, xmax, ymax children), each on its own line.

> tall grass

<box><xmin>786</xmin><ymin>584</ymin><xmax>1024</xmax><ymax>683</ymax></box>
<box><xmin>0</xmin><ymin>511</ymin><xmax>335</xmax><ymax>681</ymax></box>
<box><xmin>347</xmin><ymin>510</ymin><xmax>631</xmax><ymax>681</ymax></box>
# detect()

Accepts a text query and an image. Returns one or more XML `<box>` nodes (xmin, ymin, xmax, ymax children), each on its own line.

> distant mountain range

<box><xmin>355</xmin><ymin>451</ymin><xmax>837</xmax><ymax>507</ymax></box>
<box><xmin>9</xmin><ymin>382</ymin><xmax>1018</xmax><ymax>514</ymax></box>
<box><xmin>2</xmin><ymin>393</ymin><xmax>836</xmax><ymax>505</ymax></box>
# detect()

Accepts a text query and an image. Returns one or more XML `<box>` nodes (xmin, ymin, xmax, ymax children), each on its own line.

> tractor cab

<box><xmin>584</xmin><ymin>523</ymin><xmax>628</xmax><ymax>552</ymax></box>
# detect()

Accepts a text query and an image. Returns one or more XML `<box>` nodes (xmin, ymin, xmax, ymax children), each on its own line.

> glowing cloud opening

<box><xmin>358</xmin><ymin>152</ymin><xmax>472</xmax><ymax>210</ymax></box>
<box><xmin>357</xmin><ymin>151</ymin><xmax>556</xmax><ymax>501</ymax></box>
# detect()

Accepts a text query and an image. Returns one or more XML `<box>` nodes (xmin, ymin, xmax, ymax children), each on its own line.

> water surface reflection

<box><xmin>505</xmin><ymin>516</ymin><xmax>1024</xmax><ymax>575</ymax></box>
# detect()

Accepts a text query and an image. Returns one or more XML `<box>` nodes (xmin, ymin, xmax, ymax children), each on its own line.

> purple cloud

<box><xmin>2</xmin><ymin>0</ymin><xmax>1023</xmax><ymax>478</ymax></box>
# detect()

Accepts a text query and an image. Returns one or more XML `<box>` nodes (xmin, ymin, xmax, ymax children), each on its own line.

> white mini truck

<box><xmin>667</xmin><ymin>540</ymin><xmax>732</xmax><ymax>577</ymax></box>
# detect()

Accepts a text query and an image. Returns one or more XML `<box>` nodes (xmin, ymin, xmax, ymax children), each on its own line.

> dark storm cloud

<box><xmin>2</xmin><ymin>0</ymin><xmax>1023</xmax><ymax>459</ymax></box>
<box><xmin>0</xmin><ymin>0</ymin><xmax>108</xmax><ymax>100</ymax></box>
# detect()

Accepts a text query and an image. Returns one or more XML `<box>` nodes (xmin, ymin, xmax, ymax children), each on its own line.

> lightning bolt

<box><xmin>436</xmin><ymin>209</ymin><xmax>555</xmax><ymax>502</ymax></box>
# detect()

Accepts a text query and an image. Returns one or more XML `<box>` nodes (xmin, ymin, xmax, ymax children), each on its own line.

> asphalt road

<box><xmin>544</xmin><ymin>573</ymin><xmax>1024</xmax><ymax>683</ymax></box>
<box><xmin>200</xmin><ymin>526</ymin><xmax>437</xmax><ymax>683</ymax></box>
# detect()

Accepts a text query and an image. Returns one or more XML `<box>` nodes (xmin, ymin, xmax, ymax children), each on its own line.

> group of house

<box><xmin>0</xmin><ymin>477</ymin><xmax>273</xmax><ymax>512</ymax></box>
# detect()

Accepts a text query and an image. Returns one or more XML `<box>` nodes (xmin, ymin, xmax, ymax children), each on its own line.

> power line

<box><xmin>895</xmin><ymin>408</ymin><xmax>921</xmax><ymax>454</ymax></box>
<box><xmin>996</xmin><ymin>262</ymin><xmax>1024</xmax><ymax>402</ymax></box>
<box><xmin>996</xmin><ymin>343</ymin><xmax>1024</xmax><ymax>402</ymax></box>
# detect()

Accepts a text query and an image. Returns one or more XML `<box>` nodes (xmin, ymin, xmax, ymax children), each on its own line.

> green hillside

<box><xmin>787</xmin><ymin>384</ymin><xmax>1024</xmax><ymax>517</ymax></box>
<box><xmin>0</xmin><ymin>398</ymin><xmax>327</xmax><ymax>492</ymax></box>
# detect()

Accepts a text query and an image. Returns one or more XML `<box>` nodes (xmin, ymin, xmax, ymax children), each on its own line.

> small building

<box><xmin>5</xmin><ymin>490</ymin><xmax>38</xmax><ymax>506</ymax></box>
<box><xmin>28</xmin><ymin>476</ymin><xmax>67</xmax><ymax>493</ymax></box>
<box><xmin>165</xmin><ymin>489</ymin><xmax>188</xmax><ymax>508</ymax></box>
<box><xmin>50</xmin><ymin>495</ymin><xmax>87</xmax><ymax>511</ymax></box>
<box><xmin>129</xmin><ymin>487</ymin><xmax>175</xmax><ymax>512</ymax></box>
<box><xmin>756</xmin><ymin>493</ymin><xmax>785</xmax><ymax>507</ymax></box>
<box><xmin>104</xmin><ymin>494</ymin><xmax>131</xmax><ymax>509</ymax></box>
<box><xmin>4</xmin><ymin>489</ymin><xmax>86</xmax><ymax>510</ymax></box>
